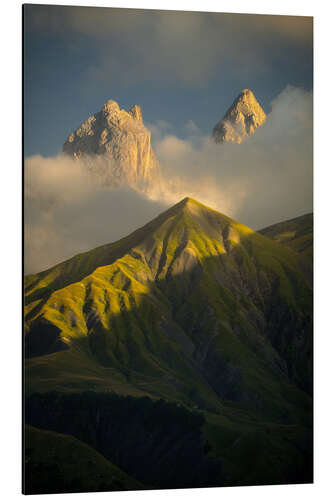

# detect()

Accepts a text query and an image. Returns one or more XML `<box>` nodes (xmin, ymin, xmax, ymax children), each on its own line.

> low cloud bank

<box><xmin>25</xmin><ymin>86</ymin><xmax>312</xmax><ymax>275</ymax></box>
<box><xmin>25</xmin><ymin>155</ymin><xmax>166</xmax><ymax>274</ymax></box>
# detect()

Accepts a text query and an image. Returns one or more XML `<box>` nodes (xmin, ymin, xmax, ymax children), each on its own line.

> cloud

<box><xmin>185</xmin><ymin>120</ymin><xmax>200</xmax><ymax>135</ymax></box>
<box><xmin>25</xmin><ymin>154</ymin><xmax>166</xmax><ymax>274</ymax></box>
<box><xmin>146</xmin><ymin>120</ymin><xmax>173</xmax><ymax>143</ymax></box>
<box><xmin>25</xmin><ymin>5</ymin><xmax>313</xmax><ymax>87</ymax></box>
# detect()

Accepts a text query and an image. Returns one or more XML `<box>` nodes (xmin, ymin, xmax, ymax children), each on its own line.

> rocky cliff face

<box><xmin>63</xmin><ymin>99</ymin><xmax>160</xmax><ymax>192</ymax></box>
<box><xmin>212</xmin><ymin>89</ymin><xmax>266</xmax><ymax>144</ymax></box>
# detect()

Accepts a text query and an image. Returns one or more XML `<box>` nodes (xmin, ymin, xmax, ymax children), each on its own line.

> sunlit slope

<box><xmin>25</xmin><ymin>197</ymin><xmax>312</xmax><ymax>419</ymax></box>
<box><xmin>259</xmin><ymin>213</ymin><xmax>313</xmax><ymax>261</ymax></box>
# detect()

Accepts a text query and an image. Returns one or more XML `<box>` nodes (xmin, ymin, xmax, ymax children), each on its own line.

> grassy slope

<box><xmin>259</xmin><ymin>213</ymin><xmax>313</xmax><ymax>261</ymax></box>
<box><xmin>24</xmin><ymin>425</ymin><xmax>144</xmax><ymax>494</ymax></box>
<box><xmin>203</xmin><ymin>410</ymin><xmax>312</xmax><ymax>486</ymax></box>
<box><xmin>25</xmin><ymin>198</ymin><xmax>312</xmax><ymax>416</ymax></box>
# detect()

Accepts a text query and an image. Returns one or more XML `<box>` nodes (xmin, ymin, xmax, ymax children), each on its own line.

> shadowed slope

<box><xmin>24</xmin><ymin>424</ymin><xmax>144</xmax><ymax>494</ymax></box>
<box><xmin>24</xmin><ymin>197</ymin><xmax>313</xmax><ymax>489</ymax></box>
<box><xmin>25</xmin><ymin>198</ymin><xmax>312</xmax><ymax>409</ymax></box>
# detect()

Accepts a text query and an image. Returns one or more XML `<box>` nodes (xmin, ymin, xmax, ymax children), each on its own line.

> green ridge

<box><xmin>24</xmin><ymin>425</ymin><xmax>144</xmax><ymax>494</ymax></box>
<box><xmin>259</xmin><ymin>213</ymin><xmax>313</xmax><ymax>261</ymax></box>
<box><xmin>24</xmin><ymin>197</ymin><xmax>313</xmax><ymax>490</ymax></box>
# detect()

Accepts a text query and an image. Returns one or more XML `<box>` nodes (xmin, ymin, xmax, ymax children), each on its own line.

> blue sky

<box><xmin>24</xmin><ymin>5</ymin><xmax>313</xmax><ymax>157</ymax></box>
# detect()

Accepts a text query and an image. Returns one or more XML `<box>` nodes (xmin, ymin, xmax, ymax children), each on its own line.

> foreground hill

<box><xmin>24</xmin><ymin>425</ymin><xmax>144</xmax><ymax>494</ymax></box>
<box><xmin>259</xmin><ymin>213</ymin><xmax>313</xmax><ymax>261</ymax></box>
<box><xmin>24</xmin><ymin>197</ymin><xmax>313</xmax><ymax>490</ymax></box>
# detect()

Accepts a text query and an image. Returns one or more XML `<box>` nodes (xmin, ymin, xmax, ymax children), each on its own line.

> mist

<box><xmin>24</xmin><ymin>155</ymin><xmax>166</xmax><ymax>274</ymax></box>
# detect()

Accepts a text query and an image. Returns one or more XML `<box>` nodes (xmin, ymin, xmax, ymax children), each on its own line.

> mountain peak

<box><xmin>63</xmin><ymin>99</ymin><xmax>160</xmax><ymax>191</ymax></box>
<box><xmin>173</xmin><ymin>197</ymin><xmax>216</xmax><ymax>214</ymax></box>
<box><xmin>102</xmin><ymin>99</ymin><xmax>120</xmax><ymax>113</ymax></box>
<box><xmin>240</xmin><ymin>88</ymin><xmax>253</xmax><ymax>96</ymax></box>
<box><xmin>179</xmin><ymin>196</ymin><xmax>197</xmax><ymax>206</ymax></box>
<box><xmin>101</xmin><ymin>99</ymin><xmax>143</xmax><ymax>122</ymax></box>
<box><xmin>212</xmin><ymin>89</ymin><xmax>266</xmax><ymax>144</ymax></box>
<box><xmin>129</xmin><ymin>104</ymin><xmax>143</xmax><ymax>122</ymax></box>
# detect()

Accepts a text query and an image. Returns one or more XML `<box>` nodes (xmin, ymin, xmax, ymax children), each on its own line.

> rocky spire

<box><xmin>63</xmin><ymin>99</ymin><xmax>160</xmax><ymax>192</ymax></box>
<box><xmin>212</xmin><ymin>89</ymin><xmax>266</xmax><ymax>144</ymax></box>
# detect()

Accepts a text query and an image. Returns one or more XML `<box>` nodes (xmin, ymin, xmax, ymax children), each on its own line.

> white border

<box><xmin>1</xmin><ymin>1</ymin><xmax>332</xmax><ymax>499</ymax></box>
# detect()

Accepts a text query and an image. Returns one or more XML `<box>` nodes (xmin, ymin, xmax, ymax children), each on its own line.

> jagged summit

<box><xmin>129</xmin><ymin>104</ymin><xmax>143</xmax><ymax>122</ymax></box>
<box><xmin>25</xmin><ymin>194</ymin><xmax>312</xmax><ymax>424</ymax></box>
<box><xmin>63</xmin><ymin>99</ymin><xmax>160</xmax><ymax>191</ymax></box>
<box><xmin>212</xmin><ymin>89</ymin><xmax>266</xmax><ymax>144</ymax></box>
<box><xmin>102</xmin><ymin>99</ymin><xmax>120</xmax><ymax>112</ymax></box>
<box><xmin>99</xmin><ymin>100</ymin><xmax>143</xmax><ymax>127</ymax></box>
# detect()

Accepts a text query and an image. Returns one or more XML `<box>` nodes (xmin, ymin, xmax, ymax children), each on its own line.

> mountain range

<box><xmin>24</xmin><ymin>197</ymin><xmax>313</xmax><ymax>492</ymax></box>
<box><xmin>62</xmin><ymin>89</ymin><xmax>266</xmax><ymax>195</ymax></box>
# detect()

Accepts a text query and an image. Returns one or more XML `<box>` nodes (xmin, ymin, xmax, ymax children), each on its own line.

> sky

<box><xmin>24</xmin><ymin>5</ymin><xmax>313</xmax><ymax>157</ymax></box>
<box><xmin>23</xmin><ymin>4</ymin><xmax>313</xmax><ymax>274</ymax></box>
